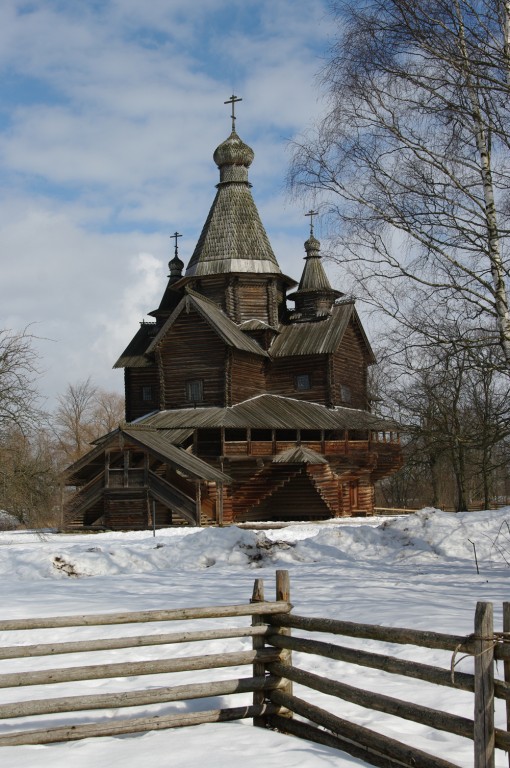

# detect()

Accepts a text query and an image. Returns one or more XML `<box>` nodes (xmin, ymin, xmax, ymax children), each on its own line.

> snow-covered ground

<box><xmin>1</xmin><ymin>508</ymin><xmax>510</xmax><ymax>767</ymax></box>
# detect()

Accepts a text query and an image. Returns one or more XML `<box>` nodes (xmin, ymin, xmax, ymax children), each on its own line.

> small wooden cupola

<box><xmin>288</xmin><ymin>217</ymin><xmax>342</xmax><ymax>322</ymax></box>
<box><xmin>148</xmin><ymin>236</ymin><xmax>185</xmax><ymax>327</ymax></box>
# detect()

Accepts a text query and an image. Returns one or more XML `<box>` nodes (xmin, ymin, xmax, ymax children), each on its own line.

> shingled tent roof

<box><xmin>292</xmin><ymin>235</ymin><xmax>339</xmax><ymax>295</ymax></box>
<box><xmin>184</xmin><ymin>130</ymin><xmax>290</xmax><ymax>280</ymax></box>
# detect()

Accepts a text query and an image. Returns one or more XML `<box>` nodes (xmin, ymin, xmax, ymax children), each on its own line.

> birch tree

<box><xmin>291</xmin><ymin>0</ymin><xmax>510</xmax><ymax>364</ymax></box>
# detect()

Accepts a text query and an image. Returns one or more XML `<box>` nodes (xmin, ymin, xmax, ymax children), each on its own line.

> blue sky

<box><xmin>0</xmin><ymin>0</ymin><xmax>335</xmax><ymax>406</ymax></box>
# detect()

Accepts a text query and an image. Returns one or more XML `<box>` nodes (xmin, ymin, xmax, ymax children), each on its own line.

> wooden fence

<box><xmin>0</xmin><ymin>570</ymin><xmax>509</xmax><ymax>768</ymax></box>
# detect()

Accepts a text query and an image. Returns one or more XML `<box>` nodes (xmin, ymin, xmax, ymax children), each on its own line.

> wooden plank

<box><xmin>504</xmin><ymin>602</ymin><xmax>510</xmax><ymax>767</ymax></box>
<box><xmin>0</xmin><ymin>600</ymin><xmax>291</xmax><ymax>631</ymax></box>
<box><xmin>275</xmin><ymin>570</ymin><xmax>293</xmax><ymax>713</ymax></box>
<box><xmin>474</xmin><ymin>602</ymin><xmax>495</xmax><ymax>768</ymax></box>
<box><xmin>270</xmin><ymin>714</ymin><xmax>424</xmax><ymax>768</ymax></box>
<box><xmin>0</xmin><ymin>674</ymin><xmax>283</xmax><ymax>720</ymax></box>
<box><xmin>495</xmin><ymin>728</ymin><xmax>510</xmax><ymax>753</ymax></box>
<box><xmin>269</xmin><ymin>613</ymin><xmax>473</xmax><ymax>653</ymax></box>
<box><xmin>0</xmin><ymin>648</ymin><xmax>282</xmax><ymax>689</ymax></box>
<box><xmin>252</xmin><ymin>578</ymin><xmax>267</xmax><ymax>728</ymax></box>
<box><xmin>267</xmin><ymin>661</ymin><xmax>473</xmax><ymax>740</ymax></box>
<box><xmin>267</xmin><ymin>633</ymin><xmax>475</xmax><ymax>693</ymax></box>
<box><xmin>0</xmin><ymin>703</ymin><xmax>282</xmax><ymax>747</ymax></box>
<box><xmin>270</xmin><ymin>690</ymin><xmax>461</xmax><ymax>768</ymax></box>
<box><xmin>0</xmin><ymin>625</ymin><xmax>270</xmax><ymax>660</ymax></box>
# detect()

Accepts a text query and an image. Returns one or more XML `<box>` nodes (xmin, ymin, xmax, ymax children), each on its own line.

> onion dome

<box><xmin>213</xmin><ymin>130</ymin><xmax>254</xmax><ymax>168</ymax></box>
<box><xmin>168</xmin><ymin>254</ymin><xmax>184</xmax><ymax>281</ymax></box>
<box><xmin>212</xmin><ymin>130</ymin><xmax>255</xmax><ymax>185</ymax></box>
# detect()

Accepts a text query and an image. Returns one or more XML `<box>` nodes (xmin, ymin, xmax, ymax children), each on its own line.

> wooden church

<box><xmin>64</xmin><ymin>101</ymin><xmax>401</xmax><ymax>529</ymax></box>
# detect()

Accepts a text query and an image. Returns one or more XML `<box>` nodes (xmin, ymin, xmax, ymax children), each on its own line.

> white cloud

<box><xmin>0</xmin><ymin>0</ymin><xmax>335</xmax><ymax>409</ymax></box>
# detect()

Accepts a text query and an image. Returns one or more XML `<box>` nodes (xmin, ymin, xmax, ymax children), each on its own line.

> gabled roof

<box><xmin>66</xmin><ymin>426</ymin><xmax>231</xmax><ymax>484</ymax></box>
<box><xmin>137</xmin><ymin>393</ymin><xmax>398</xmax><ymax>431</ymax></box>
<box><xmin>113</xmin><ymin>323</ymin><xmax>157</xmax><ymax>369</ymax></box>
<box><xmin>273</xmin><ymin>446</ymin><xmax>328</xmax><ymax>465</ymax></box>
<box><xmin>147</xmin><ymin>292</ymin><xmax>269</xmax><ymax>358</ymax></box>
<box><xmin>122</xmin><ymin>428</ymin><xmax>231</xmax><ymax>483</ymax></box>
<box><xmin>269</xmin><ymin>301</ymin><xmax>375</xmax><ymax>361</ymax></box>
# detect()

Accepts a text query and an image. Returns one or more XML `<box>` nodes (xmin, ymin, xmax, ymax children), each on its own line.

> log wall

<box><xmin>331</xmin><ymin>322</ymin><xmax>370</xmax><ymax>409</ymax></box>
<box><xmin>229</xmin><ymin>350</ymin><xmax>267</xmax><ymax>404</ymax></box>
<box><xmin>157</xmin><ymin>308</ymin><xmax>227</xmax><ymax>408</ymax></box>
<box><xmin>268</xmin><ymin>354</ymin><xmax>329</xmax><ymax>404</ymax></box>
<box><xmin>124</xmin><ymin>367</ymin><xmax>161</xmax><ymax>422</ymax></box>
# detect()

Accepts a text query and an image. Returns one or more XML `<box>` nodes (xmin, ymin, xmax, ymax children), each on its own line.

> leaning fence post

<box><xmin>251</xmin><ymin>577</ymin><xmax>267</xmax><ymax>728</ymax></box>
<box><xmin>474</xmin><ymin>601</ymin><xmax>495</xmax><ymax>768</ymax></box>
<box><xmin>504</xmin><ymin>602</ymin><xmax>510</xmax><ymax>768</ymax></box>
<box><xmin>275</xmin><ymin>569</ymin><xmax>293</xmax><ymax>718</ymax></box>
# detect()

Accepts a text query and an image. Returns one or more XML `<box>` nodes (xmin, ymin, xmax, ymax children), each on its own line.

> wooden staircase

<box><xmin>232</xmin><ymin>464</ymin><xmax>304</xmax><ymax>522</ymax></box>
<box><xmin>63</xmin><ymin>472</ymin><xmax>105</xmax><ymax>527</ymax></box>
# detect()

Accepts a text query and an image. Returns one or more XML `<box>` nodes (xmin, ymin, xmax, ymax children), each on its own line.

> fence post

<box><xmin>275</xmin><ymin>569</ymin><xmax>293</xmax><ymax>718</ymax></box>
<box><xmin>504</xmin><ymin>602</ymin><xmax>510</xmax><ymax>768</ymax></box>
<box><xmin>474</xmin><ymin>601</ymin><xmax>495</xmax><ymax>768</ymax></box>
<box><xmin>251</xmin><ymin>578</ymin><xmax>267</xmax><ymax>728</ymax></box>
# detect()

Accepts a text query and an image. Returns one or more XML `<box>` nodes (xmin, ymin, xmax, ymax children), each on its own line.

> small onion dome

<box><xmin>213</xmin><ymin>130</ymin><xmax>254</xmax><ymax>169</ymax></box>
<box><xmin>304</xmin><ymin>234</ymin><xmax>320</xmax><ymax>254</ymax></box>
<box><xmin>168</xmin><ymin>254</ymin><xmax>184</xmax><ymax>279</ymax></box>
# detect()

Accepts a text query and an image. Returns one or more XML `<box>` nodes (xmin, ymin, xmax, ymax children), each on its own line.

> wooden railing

<box><xmin>263</xmin><ymin>590</ymin><xmax>510</xmax><ymax>768</ymax></box>
<box><xmin>0</xmin><ymin>571</ymin><xmax>508</xmax><ymax>768</ymax></box>
<box><xmin>0</xmin><ymin>574</ymin><xmax>291</xmax><ymax>746</ymax></box>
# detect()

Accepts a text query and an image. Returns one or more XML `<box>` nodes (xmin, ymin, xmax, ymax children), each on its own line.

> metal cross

<box><xmin>224</xmin><ymin>94</ymin><xmax>242</xmax><ymax>131</ymax></box>
<box><xmin>171</xmin><ymin>231</ymin><xmax>182</xmax><ymax>258</ymax></box>
<box><xmin>305</xmin><ymin>209</ymin><xmax>318</xmax><ymax>236</ymax></box>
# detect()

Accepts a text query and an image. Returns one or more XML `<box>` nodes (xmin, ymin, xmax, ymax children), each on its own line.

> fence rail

<box><xmin>0</xmin><ymin>571</ymin><xmax>508</xmax><ymax>768</ymax></box>
<box><xmin>0</xmin><ymin>574</ymin><xmax>292</xmax><ymax>748</ymax></box>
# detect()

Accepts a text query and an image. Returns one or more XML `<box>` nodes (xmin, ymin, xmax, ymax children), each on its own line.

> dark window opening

<box><xmin>275</xmin><ymin>430</ymin><xmax>298</xmax><ymax>442</ymax></box>
<box><xmin>141</xmin><ymin>386</ymin><xmax>153</xmax><ymax>402</ymax></box>
<box><xmin>349</xmin><ymin>430</ymin><xmax>369</xmax><ymax>440</ymax></box>
<box><xmin>224</xmin><ymin>429</ymin><xmax>247</xmax><ymax>442</ymax></box>
<box><xmin>300</xmin><ymin>430</ymin><xmax>322</xmax><ymax>441</ymax></box>
<box><xmin>295</xmin><ymin>374</ymin><xmax>311</xmax><ymax>391</ymax></box>
<box><xmin>251</xmin><ymin>429</ymin><xmax>272</xmax><ymax>441</ymax></box>
<box><xmin>324</xmin><ymin>430</ymin><xmax>345</xmax><ymax>441</ymax></box>
<box><xmin>186</xmin><ymin>379</ymin><xmax>204</xmax><ymax>403</ymax></box>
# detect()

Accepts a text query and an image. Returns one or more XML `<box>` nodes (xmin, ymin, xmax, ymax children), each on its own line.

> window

<box><xmin>295</xmin><ymin>373</ymin><xmax>311</xmax><ymax>391</ymax></box>
<box><xmin>186</xmin><ymin>379</ymin><xmax>204</xmax><ymax>403</ymax></box>
<box><xmin>301</xmin><ymin>430</ymin><xmax>322</xmax><ymax>441</ymax></box>
<box><xmin>275</xmin><ymin>430</ymin><xmax>298</xmax><ymax>441</ymax></box>
<box><xmin>251</xmin><ymin>429</ymin><xmax>272</xmax><ymax>441</ymax></box>
<box><xmin>224</xmin><ymin>429</ymin><xmax>247</xmax><ymax>441</ymax></box>
<box><xmin>340</xmin><ymin>384</ymin><xmax>352</xmax><ymax>403</ymax></box>
<box><xmin>141</xmin><ymin>386</ymin><xmax>153</xmax><ymax>402</ymax></box>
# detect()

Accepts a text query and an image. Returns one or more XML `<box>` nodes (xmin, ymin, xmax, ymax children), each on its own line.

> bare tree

<box><xmin>0</xmin><ymin>428</ymin><xmax>59</xmax><ymax>528</ymax></box>
<box><xmin>291</xmin><ymin>0</ymin><xmax>510</xmax><ymax>364</ymax></box>
<box><xmin>375</xmin><ymin>330</ymin><xmax>510</xmax><ymax>511</ymax></box>
<box><xmin>0</xmin><ymin>327</ymin><xmax>42</xmax><ymax>435</ymax></box>
<box><xmin>54</xmin><ymin>378</ymin><xmax>97</xmax><ymax>461</ymax></box>
<box><xmin>93</xmin><ymin>389</ymin><xmax>125</xmax><ymax>435</ymax></box>
<box><xmin>54</xmin><ymin>378</ymin><xmax>124</xmax><ymax>462</ymax></box>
